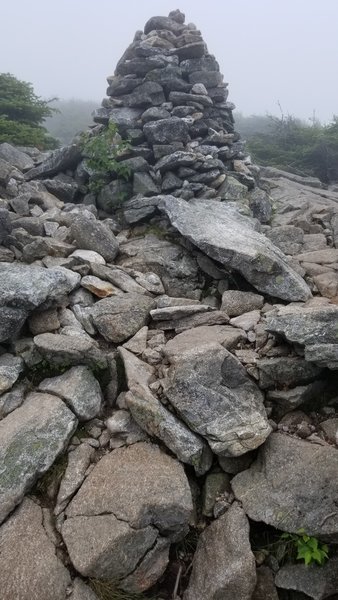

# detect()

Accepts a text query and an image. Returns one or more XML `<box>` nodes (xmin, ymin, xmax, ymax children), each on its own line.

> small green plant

<box><xmin>280</xmin><ymin>529</ymin><xmax>329</xmax><ymax>566</ymax></box>
<box><xmin>81</xmin><ymin>122</ymin><xmax>131</xmax><ymax>193</ymax></box>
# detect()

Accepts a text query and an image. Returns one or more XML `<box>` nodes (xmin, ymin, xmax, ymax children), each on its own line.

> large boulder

<box><xmin>70</xmin><ymin>213</ymin><xmax>119</xmax><ymax>263</ymax></box>
<box><xmin>184</xmin><ymin>503</ymin><xmax>256</xmax><ymax>600</ymax></box>
<box><xmin>163</xmin><ymin>341</ymin><xmax>271</xmax><ymax>456</ymax></box>
<box><xmin>232</xmin><ymin>432</ymin><xmax>338</xmax><ymax>541</ymax></box>
<box><xmin>0</xmin><ymin>392</ymin><xmax>77</xmax><ymax>525</ymax></box>
<box><xmin>159</xmin><ymin>196</ymin><xmax>312</xmax><ymax>301</ymax></box>
<box><xmin>62</xmin><ymin>442</ymin><xmax>192</xmax><ymax>590</ymax></box>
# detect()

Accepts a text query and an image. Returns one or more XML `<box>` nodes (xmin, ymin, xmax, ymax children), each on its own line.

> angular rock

<box><xmin>252</xmin><ymin>566</ymin><xmax>279</xmax><ymax>600</ymax></box>
<box><xmin>70</xmin><ymin>213</ymin><xmax>119</xmax><ymax>263</ymax></box>
<box><xmin>0</xmin><ymin>383</ymin><xmax>26</xmax><ymax>420</ymax></box>
<box><xmin>0</xmin><ymin>263</ymin><xmax>80</xmax><ymax>342</ymax></box>
<box><xmin>143</xmin><ymin>117</ymin><xmax>190</xmax><ymax>145</ymax></box>
<box><xmin>119</xmin><ymin>347</ymin><xmax>212</xmax><ymax>474</ymax></box>
<box><xmin>257</xmin><ymin>357</ymin><xmax>323</xmax><ymax>389</ymax></box>
<box><xmin>232</xmin><ymin>432</ymin><xmax>338</xmax><ymax>540</ymax></box>
<box><xmin>81</xmin><ymin>275</ymin><xmax>118</xmax><ymax>298</ymax></box>
<box><xmin>266</xmin><ymin>303</ymin><xmax>338</xmax><ymax>346</ymax></box>
<box><xmin>163</xmin><ymin>342</ymin><xmax>271</xmax><ymax>456</ymax></box>
<box><xmin>33</xmin><ymin>333</ymin><xmax>107</xmax><ymax>368</ymax></box>
<box><xmin>62</xmin><ymin>442</ymin><xmax>192</xmax><ymax>588</ymax></box>
<box><xmin>24</xmin><ymin>143</ymin><xmax>81</xmax><ymax>180</ymax></box>
<box><xmin>0</xmin><ymin>143</ymin><xmax>34</xmax><ymax>171</ymax></box>
<box><xmin>275</xmin><ymin>557</ymin><xmax>338</xmax><ymax>600</ymax></box>
<box><xmin>0</xmin><ymin>392</ymin><xmax>77</xmax><ymax>524</ymax></box>
<box><xmin>164</xmin><ymin>325</ymin><xmax>246</xmax><ymax>359</ymax></box>
<box><xmin>159</xmin><ymin>197</ymin><xmax>311</xmax><ymax>301</ymax></box>
<box><xmin>38</xmin><ymin>366</ymin><xmax>103</xmax><ymax>421</ymax></box>
<box><xmin>221</xmin><ymin>290</ymin><xmax>264</xmax><ymax>316</ymax></box>
<box><xmin>55</xmin><ymin>442</ymin><xmax>95</xmax><ymax>515</ymax></box>
<box><xmin>0</xmin><ymin>354</ymin><xmax>24</xmax><ymax>395</ymax></box>
<box><xmin>89</xmin><ymin>293</ymin><xmax>155</xmax><ymax>343</ymax></box>
<box><xmin>0</xmin><ymin>498</ymin><xmax>71</xmax><ymax>600</ymax></box>
<box><xmin>65</xmin><ymin>441</ymin><xmax>192</xmax><ymax>535</ymax></box>
<box><xmin>184</xmin><ymin>503</ymin><xmax>256</xmax><ymax>600</ymax></box>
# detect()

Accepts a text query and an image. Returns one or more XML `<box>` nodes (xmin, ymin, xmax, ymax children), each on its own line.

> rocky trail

<box><xmin>1</xmin><ymin>9</ymin><xmax>338</xmax><ymax>600</ymax></box>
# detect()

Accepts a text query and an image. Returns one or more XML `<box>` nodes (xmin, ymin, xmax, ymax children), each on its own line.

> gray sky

<box><xmin>2</xmin><ymin>0</ymin><xmax>338</xmax><ymax>123</ymax></box>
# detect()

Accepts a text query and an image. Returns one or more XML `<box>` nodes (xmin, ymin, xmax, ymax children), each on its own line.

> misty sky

<box><xmin>2</xmin><ymin>0</ymin><xmax>338</xmax><ymax>123</ymax></box>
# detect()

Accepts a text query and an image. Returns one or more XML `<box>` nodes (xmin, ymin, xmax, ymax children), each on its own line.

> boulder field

<box><xmin>1</xmin><ymin>9</ymin><xmax>338</xmax><ymax>600</ymax></box>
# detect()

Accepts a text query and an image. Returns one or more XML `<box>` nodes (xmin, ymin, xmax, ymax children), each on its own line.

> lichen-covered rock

<box><xmin>0</xmin><ymin>392</ymin><xmax>77</xmax><ymax>525</ymax></box>
<box><xmin>163</xmin><ymin>342</ymin><xmax>271</xmax><ymax>456</ymax></box>
<box><xmin>38</xmin><ymin>366</ymin><xmax>103</xmax><ymax>421</ymax></box>
<box><xmin>89</xmin><ymin>293</ymin><xmax>155</xmax><ymax>343</ymax></box>
<box><xmin>232</xmin><ymin>432</ymin><xmax>338</xmax><ymax>540</ymax></box>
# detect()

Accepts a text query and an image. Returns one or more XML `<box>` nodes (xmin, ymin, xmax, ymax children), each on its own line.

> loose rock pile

<box><xmin>1</xmin><ymin>9</ymin><xmax>338</xmax><ymax>600</ymax></box>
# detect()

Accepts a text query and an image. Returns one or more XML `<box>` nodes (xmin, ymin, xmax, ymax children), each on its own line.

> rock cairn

<box><xmin>1</xmin><ymin>9</ymin><xmax>338</xmax><ymax>600</ymax></box>
<box><xmin>92</xmin><ymin>8</ymin><xmax>251</xmax><ymax>209</ymax></box>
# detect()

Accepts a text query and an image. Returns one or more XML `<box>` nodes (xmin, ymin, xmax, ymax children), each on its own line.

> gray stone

<box><xmin>106</xmin><ymin>76</ymin><xmax>142</xmax><ymax>97</ymax></box>
<box><xmin>267</xmin><ymin>381</ymin><xmax>327</xmax><ymax>418</ymax></box>
<box><xmin>122</xmin><ymin>326</ymin><xmax>148</xmax><ymax>354</ymax></box>
<box><xmin>123</xmin><ymin>195</ymin><xmax>159</xmax><ymax>223</ymax></box>
<box><xmin>230</xmin><ymin>310</ymin><xmax>261</xmax><ymax>331</ymax></box>
<box><xmin>43</xmin><ymin>178</ymin><xmax>78</xmax><ymax>203</ymax></box>
<box><xmin>219</xmin><ymin>453</ymin><xmax>254</xmax><ymax>475</ymax></box>
<box><xmin>70</xmin><ymin>213</ymin><xmax>119</xmax><ymax>262</ymax></box>
<box><xmin>0</xmin><ymin>209</ymin><xmax>13</xmax><ymax>245</ymax></box>
<box><xmin>25</xmin><ymin>143</ymin><xmax>81</xmax><ymax>180</ymax></box>
<box><xmin>0</xmin><ymin>157</ymin><xmax>20</xmax><ymax>185</ymax></box>
<box><xmin>28</xmin><ymin>307</ymin><xmax>60</xmax><ymax>335</ymax></box>
<box><xmin>144</xmin><ymin>15</ymin><xmax>185</xmax><ymax>35</ymax></box>
<box><xmin>0</xmin><ymin>392</ymin><xmax>77</xmax><ymax>524</ymax></box>
<box><xmin>39</xmin><ymin>366</ymin><xmax>103</xmax><ymax>421</ymax></box>
<box><xmin>62</xmin><ymin>442</ymin><xmax>192</xmax><ymax>588</ymax></box>
<box><xmin>266</xmin><ymin>302</ymin><xmax>338</xmax><ymax>346</ymax></box>
<box><xmin>150</xmin><ymin>304</ymin><xmax>213</xmax><ymax>321</ymax></box>
<box><xmin>160</xmin><ymin>197</ymin><xmax>311</xmax><ymax>302</ymax></box>
<box><xmin>266</xmin><ymin>225</ymin><xmax>304</xmax><ymax>256</ymax></box>
<box><xmin>133</xmin><ymin>171</ymin><xmax>160</xmax><ymax>196</ymax></box>
<box><xmin>221</xmin><ymin>290</ymin><xmax>264</xmax><ymax>316</ymax></box>
<box><xmin>96</xmin><ymin>178</ymin><xmax>133</xmax><ymax>212</ymax></box>
<box><xmin>164</xmin><ymin>325</ymin><xmax>246</xmax><ymax>359</ymax></box>
<box><xmin>202</xmin><ymin>472</ymin><xmax>231</xmax><ymax>517</ymax></box>
<box><xmin>257</xmin><ymin>356</ymin><xmax>323</xmax><ymax>389</ymax></box>
<box><xmin>0</xmin><ymin>383</ymin><xmax>26</xmax><ymax>420</ymax></box>
<box><xmin>121</xmin><ymin>81</ymin><xmax>165</xmax><ymax>107</ymax></box>
<box><xmin>141</xmin><ymin>106</ymin><xmax>171</xmax><ymax>122</ymax></box>
<box><xmin>0</xmin><ymin>143</ymin><xmax>34</xmax><ymax>171</ymax></box>
<box><xmin>55</xmin><ymin>442</ymin><xmax>95</xmax><ymax>515</ymax></box>
<box><xmin>0</xmin><ymin>354</ymin><xmax>24</xmax><ymax>395</ymax></box>
<box><xmin>275</xmin><ymin>557</ymin><xmax>338</xmax><ymax>600</ymax></box>
<box><xmin>117</xmin><ymin>234</ymin><xmax>200</xmax><ymax>298</ymax></box>
<box><xmin>34</xmin><ymin>333</ymin><xmax>107</xmax><ymax>368</ymax></box>
<box><xmin>252</xmin><ymin>567</ymin><xmax>279</xmax><ymax>600</ymax></box>
<box><xmin>143</xmin><ymin>117</ymin><xmax>190</xmax><ymax>145</ymax></box>
<box><xmin>106</xmin><ymin>409</ymin><xmax>148</xmax><ymax>448</ymax></box>
<box><xmin>163</xmin><ymin>342</ymin><xmax>271</xmax><ymax>456</ymax></box>
<box><xmin>65</xmin><ymin>441</ymin><xmax>192</xmax><ymax>536</ymax></box>
<box><xmin>184</xmin><ymin>503</ymin><xmax>256</xmax><ymax>600</ymax></box>
<box><xmin>81</xmin><ymin>275</ymin><xmax>119</xmax><ymax>298</ymax></box>
<box><xmin>69</xmin><ymin>578</ymin><xmax>99</xmax><ymax>600</ymax></box>
<box><xmin>90</xmin><ymin>263</ymin><xmax>147</xmax><ymax>295</ymax></box>
<box><xmin>155</xmin><ymin>150</ymin><xmax>197</xmax><ymax>173</ymax></box>
<box><xmin>119</xmin><ymin>347</ymin><xmax>212</xmax><ymax>474</ymax></box>
<box><xmin>89</xmin><ymin>293</ymin><xmax>155</xmax><ymax>343</ymax></box>
<box><xmin>232</xmin><ymin>432</ymin><xmax>338</xmax><ymax>540</ymax></box>
<box><xmin>0</xmin><ymin>497</ymin><xmax>71</xmax><ymax>600</ymax></box>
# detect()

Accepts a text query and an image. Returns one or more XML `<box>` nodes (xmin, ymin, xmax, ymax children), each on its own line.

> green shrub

<box><xmin>81</xmin><ymin>122</ymin><xmax>131</xmax><ymax>194</ymax></box>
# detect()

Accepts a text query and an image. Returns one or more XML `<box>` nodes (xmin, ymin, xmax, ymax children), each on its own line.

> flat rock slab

<box><xmin>0</xmin><ymin>498</ymin><xmax>71</xmax><ymax>600</ymax></box>
<box><xmin>39</xmin><ymin>365</ymin><xmax>103</xmax><ymax>421</ymax></box>
<box><xmin>0</xmin><ymin>392</ymin><xmax>77</xmax><ymax>525</ymax></box>
<box><xmin>163</xmin><ymin>342</ymin><xmax>271</xmax><ymax>456</ymax></box>
<box><xmin>159</xmin><ymin>196</ymin><xmax>311</xmax><ymax>302</ymax></box>
<box><xmin>89</xmin><ymin>293</ymin><xmax>155</xmax><ymax>343</ymax></box>
<box><xmin>184</xmin><ymin>503</ymin><xmax>256</xmax><ymax>600</ymax></box>
<box><xmin>232</xmin><ymin>432</ymin><xmax>338</xmax><ymax>541</ymax></box>
<box><xmin>164</xmin><ymin>325</ymin><xmax>246</xmax><ymax>360</ymax></box>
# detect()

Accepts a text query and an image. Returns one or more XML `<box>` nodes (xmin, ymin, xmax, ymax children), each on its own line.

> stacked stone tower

<box><xmin>92</xmin><ymin>9</ymin><xmax>253</xmax><ymax>212</ymax></box>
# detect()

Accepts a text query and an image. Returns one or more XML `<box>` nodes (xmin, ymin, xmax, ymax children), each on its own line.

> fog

<box><xmin>2</xmin><ymin>0</ymin><xmax>338</xmax><ymax>122</ymax></box>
